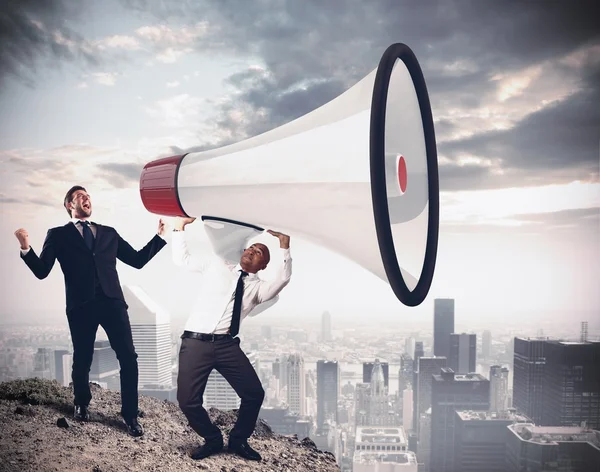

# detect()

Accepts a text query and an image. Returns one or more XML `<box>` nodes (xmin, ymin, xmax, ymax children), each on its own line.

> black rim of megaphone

<box><xmin>201</xmin><ymin>215</ymin><xmax>265</xmax><ymax>232</ymax></box>
<box><xmin>370</xmin><ymin>43</ymin><xmax>440</xmax><ymax>307</ymax></box>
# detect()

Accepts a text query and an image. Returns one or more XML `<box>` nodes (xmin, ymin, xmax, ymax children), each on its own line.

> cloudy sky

<box><xmin>1</xmin><ymin>0</ymin><xmax>598</xmax><ymax>330</ymax></box>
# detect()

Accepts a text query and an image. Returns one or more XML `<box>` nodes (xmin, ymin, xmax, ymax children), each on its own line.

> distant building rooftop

<box><xmin>457</xmin><ymin>409</ymin><xmax>530</xmax><ymax>422</ymax></box>
<box><xmin>355</xmin><ymin>426</ymin><xmax>406</xmax><ymax>445</ymax></box>
<box><xmin>353</xmin><ymin>451</ymin><xmax>417</xmax><ymax>465</ymax></box>
<box><xmin>509</xmin><ymin>424</ymin><xmax>600</xmax><ymax>450</ymax></box>
<box><xmin>433</xmin><ymin>372</ymin><xmax>486</xmax><ymax>382</ymax></box>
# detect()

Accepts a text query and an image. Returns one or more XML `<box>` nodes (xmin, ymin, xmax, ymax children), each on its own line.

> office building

<box><xmin>414</xmin><ymin>342</ymin><xmax>424</xmax><ymax>370</ymax></box>
<box><xmin>434</xmin><ymin>298</ymin><xmax>454</xmax><ymax>359</ymax></box>
<box><xmin>430</xmin><ymin>370</ymin><xmax>489</xmax><ymax>472</ymax></box>
<box><xmin>489</xmin><ymin>365</ymin><xmax>509</xmax><ymax>412</ymax></box>
<box><xmin>506</xmin><ymin>423</ymin><xmax>600</xmax><ymax>472</ymax></box>
<box><xmin>287</xmin><ymin>353</ymin><xmax>306</xmax><ymax>415</ymax></box>
<box><xmin>454</xmin><ymin>409</ymin><xmax>530</xmax><ymax>472</ymax></box>
<box><xmin>402</xmin><ymin>385</ymin><xmax>413</xmax><ymax>432</ymax></box>
<box><xmin>449</xmin><ymin>333</ymin><xmax>476</xmax><ymax>374</ymax></box>
<box><xmin>413</xmin><ymin>356</ymin><xmax>447</xmax><ymax>433</ymax></box>
<box><xmin>317</xmin><ymin>360</ymin><xmax>339</xmax><ymax>433</ymax></box>
<box><xmin>398</xmin><ymin>353</ymin><xmax>413</xmax><ymax>394</ymax></box>
<box><xmin>205</xmin><ymin>351</ymin><xmax>259</xmax><ymax>409</ymax></box>
<box><xmin>513</xmin><ymin>337</ymin><xmax>546</xmax><ymax>424</ymax></box>
<box><xmin>124</xmin><ymin>285</ymin><xmax>172</xmax><ymax>388</ymax></box>
<box><xmin>542</xmin><ymin>340</ymin><xmax>600</xmax><ymax>429</ymax></box>
<box><xmin>353</xmin><ymin>427</ymin><xmax>415</xmax><ymax>471</ymax></box>
<box><xmin>54</xmin><ymin>349</ymin><xmax>71</xmax><ymax>387</ymax></box>
<box><xmin>363</xmin><ymin>360</ymin><xmax>389</xmax><ymax>389</ymax></box>
<box><xmin>90</xmin><ymin>340</ymin><xmax>119</xmax><ymax>387</ymax></box>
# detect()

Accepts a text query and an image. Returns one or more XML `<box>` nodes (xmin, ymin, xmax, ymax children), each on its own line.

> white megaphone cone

<box><xmin>140</xmin><ymin>43</ymin><xmax>439</xmax><ymax>307</ymax></box>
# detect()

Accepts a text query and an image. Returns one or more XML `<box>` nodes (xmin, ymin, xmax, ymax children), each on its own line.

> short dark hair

<box><xmin>64</xmin><ymin>185</ymin><xmax>87</xmax><ymax>217</ymax></box>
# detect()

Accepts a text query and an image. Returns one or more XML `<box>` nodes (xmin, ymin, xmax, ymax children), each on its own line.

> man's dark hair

<box><xmin>64</xmin><ymin>185</ymin><xmax>87</xmax><ymax>217</ymax></box>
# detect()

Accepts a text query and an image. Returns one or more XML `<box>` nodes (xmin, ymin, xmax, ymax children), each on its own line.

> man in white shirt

<box><xmin>171</xmin><ymin>217</ymin><xmax>292</xmax><ymax>462</ymax></box>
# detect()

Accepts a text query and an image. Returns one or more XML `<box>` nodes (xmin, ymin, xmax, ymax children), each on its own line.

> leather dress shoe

<box><xmin>74</xmin><ymin>405</ymin><xmax>90</xmax><ymax>422</ymax></box>
<box><xmin>124</xmin><ymin>417</ymin><xmax>144</xmax><ymax>437</ymax></box>
<box><xmin>191</xmin><ymin>438</ymin><xmax>224</xmax><ymax>460</ymax></box>
<box><xmin>228</xmin><ymin>439</ymin><xmax>262</xmax><ymax>461</ymax></box>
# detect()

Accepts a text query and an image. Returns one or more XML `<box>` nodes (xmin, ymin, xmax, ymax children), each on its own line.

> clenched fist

<box><xmin>14</xmin><ymin>228</ymin><xmax>30</xmax><ymax>250</ymax></box>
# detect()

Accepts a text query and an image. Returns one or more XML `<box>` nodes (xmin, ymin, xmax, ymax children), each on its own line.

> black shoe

<box><xmin>228</xmin><ymin>439</ymin><xmax>262</xmax><ymax>461</ymax></box>
<box><xmin>124</xmin><ymin>417</ymin><xmax>144</xmax><ymax>437</ymax></box>
<box><xmin>191</xmin><ymin>438</ymin><xmax>224</xmax><ymax>460</ymax></box>
<box><xmin>74</xmin><ymin>405</ymin><xmax>89</xmax><ymax>422</ymax></box>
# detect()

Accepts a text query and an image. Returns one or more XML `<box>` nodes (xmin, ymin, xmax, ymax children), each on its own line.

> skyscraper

<box><xmin>413</xmin><ymin>356</ymin><xmax>447</xmax><ymax>434</ymax></box>
<box><xmin>204</xmin><ymin>352</ymin><xmax>260</xmax><ymax>409</ymax></box>
<box><xmin>430</xmin><ymin>370</ymin><xmax>490</xmax><ymax>472</ymax></box>
<box><xmin>414</xmin><ymin>342</ymin><xmax>424</xmax><ymax>370</ymax></box>
<box><xmin>403</xmin><ymin>384</ymin><xmax>413</xmax><ymax>432</ymax></box>
<box><xmin>317</xmin><ymin>360</ymin><xmax>339</xmax><ymax>433</ymax></box>
<box><xmin>54</xmin><ymin>349</ymin><xmax>70</xmax><ymax>387</ymax></box>
<box><xmin>124</xmin><ymin>285</ymin><xmax>172</xmax><ymax>388</ymax></box>
<box><xmin>287</xmin><ymin>353</ymin><xmax>305</xmax><ymax>415</ymax></box>
<box><xmin>449</xmin><ymin>333</ymin><xmax>476</xmax><ymax>374</ymax></box>
<box><xmin>506</xmin><ymin>423</ymin><xmax>600</xmax><ymax>472</ymax></box>
<box><xmin>398</xmin><ymin>353</ymin><xmax>413</xmax><ymax>393</ymax></box>
<box><xmin>90</xmin><ymin>340</ymin><xmax>119</xmax><ymax>388</ymax></box>
<box><xmin>455</xmin><ymin>410</ymin><xmax>530</xmax><ymax>472</ymax></box>
<box><xmin>542</xmin><ymin>340</ymin><xmax>600</xmax><ymax>429</ymax></box>
<box><xmin>513</xmin><ymin>337</ymin><xmax>546</xmax><ymax>424</ymax></box>
<box><xmin>482</xmin><ymin>330</ymin><xmax>492</xmax><ymax>359</ymax></box>
<box><xmin>368</xmin><ymin>360</ymin><xmax>396</xmax><ymax>426</ymax></box>
<box><xmin>321</xmin><ymin>311</ymin><xmax>332</xmax><ymax>342</ymax></box>
<box><xmin>489</xmin><ymin>365</ymin><xmax>509</xmax><ymax>412</ymax></box>
<box><xmin>363</xmin><ymin>360</ymin><xmax>389</xmax><ymax>388</ymax></box>
<box><xmin>433</xmin><ymin>298</ymin><xmax>454</xmax><ymax>359</ymax></box>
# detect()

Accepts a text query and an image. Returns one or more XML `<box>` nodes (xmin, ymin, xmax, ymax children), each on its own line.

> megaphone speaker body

<box><xmin>141</xmin><ymin>43</ymin><xmax>439</xmax><ymax>307</ymax></box>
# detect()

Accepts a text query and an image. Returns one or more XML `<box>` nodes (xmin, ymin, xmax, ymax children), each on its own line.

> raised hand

<box><xmin>267</xmin><ymin>230</ymin><xmax>290</xmax><ymax>249</ymax></box>
<box><xmin>173</xmin><ymin>217</ymin><xmax>197</xmax><ymax>231</ymax></box>
<box><xmin>14</xmin><ymin>228</ymin><xmax>30</xmax><ymax>250</ymax></box>
<box><xmin>158</xmin><ymin>219</ymin><xmax>166</xmax><ymax>237</ymax></box>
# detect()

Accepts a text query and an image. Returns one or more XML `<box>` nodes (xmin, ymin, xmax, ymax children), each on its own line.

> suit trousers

<box><xmin>66</xmin><ymin>294</ymin><xmax>139</xmax><ymax>419</ymax></box>
<box><xmin>177</xmin><ymin>336</ymin><xmax>265</xmax><ymax>443</ymax></box>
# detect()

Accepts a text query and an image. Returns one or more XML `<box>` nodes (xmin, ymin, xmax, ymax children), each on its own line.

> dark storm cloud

<box><xmin>0</xmin><ymin>0</ymin><xmax>99</xmax><ymax>88</ymax></box>
<box><xmin>123</xmin><ymin>0</ymin><xmax>599</xmax><ymax>191</ymax></box>
<box><xmin>440</xmin><ymin>68</ymin><xmax>600</xmax><ymax>191</ymax></box>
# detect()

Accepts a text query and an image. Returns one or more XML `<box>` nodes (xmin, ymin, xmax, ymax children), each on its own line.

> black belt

<box><xmin>181</xmin><ymin>330</ymin><xmax>233</xmax><ymax>342</ymax></box>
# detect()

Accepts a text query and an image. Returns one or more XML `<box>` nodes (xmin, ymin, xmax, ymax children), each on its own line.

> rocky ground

<box><xmin>0</xmin><ymin>378</ymin><xmax>340</xmax><ymax>472</ymax></box>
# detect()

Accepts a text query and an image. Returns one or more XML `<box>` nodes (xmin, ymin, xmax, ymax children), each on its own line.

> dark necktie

<box><xmin>80</xmin><ymin>221</ymin><xmax>94</xmax><ymax>251</ymax></box>
<box><xmin>229</xmin><ymin>270</ymin><xmax>248</xmax><ymax>337</ymax></box>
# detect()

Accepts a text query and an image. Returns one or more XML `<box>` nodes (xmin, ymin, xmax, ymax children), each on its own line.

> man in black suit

<box><xmin>14</xmin><ymin>185</ymin><xmax>167</xmax><ymax>437</ymax></box>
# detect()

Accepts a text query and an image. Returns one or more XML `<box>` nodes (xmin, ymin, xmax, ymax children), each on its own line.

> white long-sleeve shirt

<box><xmin>171</xmin><ymin>231</ymin><xmax>292</xmax><ymax>335</ymax></box>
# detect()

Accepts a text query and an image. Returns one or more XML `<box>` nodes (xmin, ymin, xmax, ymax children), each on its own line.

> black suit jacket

<box><xmin>21</xmin><ymin>222</ymin><xmax>167</xmax><ymax>313</ymax></box>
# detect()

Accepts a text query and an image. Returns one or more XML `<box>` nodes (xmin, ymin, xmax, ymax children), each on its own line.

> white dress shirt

<box><xmin>171</xmin><ymin>231</ymin><xmax>292</xmax><ymax>335</ymax></box>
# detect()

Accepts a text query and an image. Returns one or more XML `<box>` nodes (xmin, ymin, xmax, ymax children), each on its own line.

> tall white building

<box><xmin>204</xmin><ymin>351</ymin><xmax>259</xmax><ymax>410</ymax></box>
<box><xmin>123</xmin><ymin>285</ymin><xmax>172</xmax><ymax>388</ymax></box>
<box><xmin>287</xmin><ymin>353</ymin><xmax>306</xmax><ymax>415</ymax></box>
<box><xmin>489</xmin><ymin>365</ymin><xmax>509</xmax><ymax>412</ymax></box>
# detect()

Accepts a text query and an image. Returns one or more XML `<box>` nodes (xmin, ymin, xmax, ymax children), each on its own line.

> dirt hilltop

<box><xmin>0</xmin><ymin>378</ymin><xmax>340</xmax><ymax>472</ymax></box>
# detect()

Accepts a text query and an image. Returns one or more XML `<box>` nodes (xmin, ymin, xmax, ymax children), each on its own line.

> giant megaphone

<box><xmin>140</xmin><ymin>43</ymin><xmax>439</xmax><ymax>307</ymax></box>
